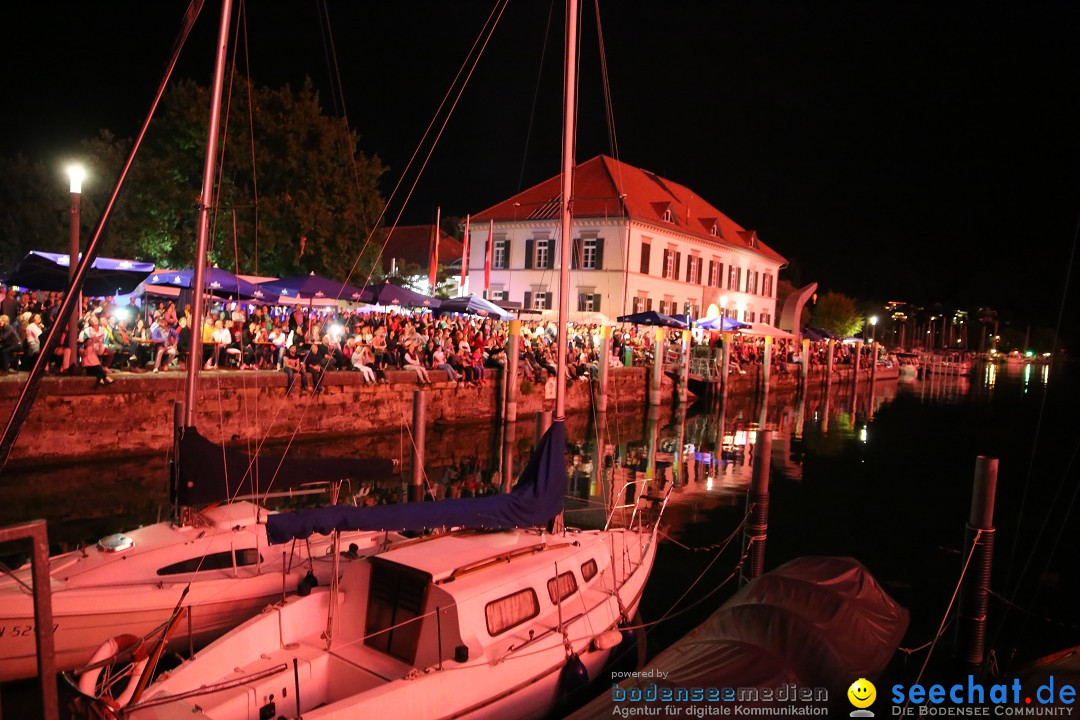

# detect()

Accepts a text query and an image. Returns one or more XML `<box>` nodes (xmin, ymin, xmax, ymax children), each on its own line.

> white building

<box><xmin>468</xmin><ymin>155</ymin><xmax>786</xmax><ymax>323</ymax></box>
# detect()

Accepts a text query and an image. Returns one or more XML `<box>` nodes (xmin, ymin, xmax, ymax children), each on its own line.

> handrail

<box><xmin>438</xmin><ymin>541</ymin><xmax>574</xmax><ymax>585</ymax></box>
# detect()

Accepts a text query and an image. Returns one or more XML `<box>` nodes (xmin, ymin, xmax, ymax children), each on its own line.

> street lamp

<box><xmin>65</xmin><ymin>164</ymin><xmax>84</xmax><ymax>372</ymax></box>
<box><xmin>869</xmin><ymin>315</ymin><xmax>878</xmax><ymax>345</ymax></box>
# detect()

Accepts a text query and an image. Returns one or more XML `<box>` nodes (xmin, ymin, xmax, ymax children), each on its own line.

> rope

<box><xmin>517</xmin><ymin>0</ymin><xmax>556</xmax><ymax>191</ymax></box>
<box><xmin>900</xmin><ymin>529</ymin><xmax>984</xmax><ymax>717</ymax></box>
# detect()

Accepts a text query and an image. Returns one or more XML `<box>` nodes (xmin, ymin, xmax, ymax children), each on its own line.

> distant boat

<box><xmin>895</xmin><ymin>351</ymin><xmax>920</xmax><ymax>380</ymax></box>
<box><xmin>919</xmin><ymin>352</ymin><xmax>973</xmax><ymax>377</ymax></box>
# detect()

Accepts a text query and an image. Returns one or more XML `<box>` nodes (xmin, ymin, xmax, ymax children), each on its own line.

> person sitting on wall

<box><xmin>282</xmin><ymin>343</ymin><xmax>307</xmax><ymax>395</ymax></box>
<box><xmin>304</xmin><ymin>340</ymin><xmax>330</xmax><ymax>395</ymax></box>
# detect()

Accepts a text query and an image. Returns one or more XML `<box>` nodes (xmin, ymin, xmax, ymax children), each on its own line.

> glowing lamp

<box><xmin>67</xmin><ymin>164</ymin><xmax>85</xmax><ymax>194</ymax></box>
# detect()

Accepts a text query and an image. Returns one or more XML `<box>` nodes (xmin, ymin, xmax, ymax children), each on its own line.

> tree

<box><xmin>811</xmin><ymin>291</ymin><xmax>864</xmax><ymax>338</ymax></box>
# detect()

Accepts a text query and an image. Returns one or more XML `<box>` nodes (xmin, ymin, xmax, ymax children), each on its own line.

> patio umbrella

<box><xmin>258</xmin><ymin>272</ymin><xmax>368</xmax><ymax>305</ymax></box>
<box><xmin>146</xmin><ymin>267</ymin><xmax>273</xmax><ymax>301</ymax></box>
<box><xmin>802</xmin><ymin>327</ymin><xmax>839</xmax><ymax>342</ymax></box>
<box><xmin>359</xmin><ymin>281</ymin><xmax>441</xmax><ymax>309</ymax></box>
<box><xmin>436</xmin><ymin>294</ymin><xmax>512</xmax><ymax>320</ymax></box>
<box><xmin>3</xmin><ymin>251</ymin><xmax>155</xmax><ymax>296</ymax></box>
<box><xmin>695</xmin><ymin>316</ymin><xmax>750</xmax><ymax>332</ymax></box>
<box><xmin>615</xmin><ymin>310</ymin><xmax>689</xmax><ymax>328</ymax></box>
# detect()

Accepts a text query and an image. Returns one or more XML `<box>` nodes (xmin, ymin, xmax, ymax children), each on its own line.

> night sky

<box><xmin>2</xmin><ymin>1</ymin><xmax>1077</xmax><ymax>337</ymax></box>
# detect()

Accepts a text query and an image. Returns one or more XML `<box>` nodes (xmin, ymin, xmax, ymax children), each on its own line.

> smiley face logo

<box><xmin>848</xmin><ymin>678</ymin><xmax>877</xmax><ymax>709</ymax></box>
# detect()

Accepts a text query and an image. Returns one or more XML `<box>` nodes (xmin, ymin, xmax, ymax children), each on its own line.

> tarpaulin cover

<box><xmin>3</xmin><ymin>251</ymin><xmax>155</xmax><ymax>295</ymax></box>
<box><xmin>146</xmin><ymin>268</ymin><xmax>272</xmax><ymax>301</ymax></box>
<box><xmin>266</xmin><ymin>420</ymin><xmax>566</xmax><ymax>544</ymax></box>
<box><xmin>176</xmin><ymin>427</ymin><xmax>396</xmax><ymax>507</ymax></box>
<box><xmin>359</xmin><ymin>281</ymin><xmax>441</xmax><ymax>308</ymax></box>
<box><xmin>566</xmin><ymin>556</ymin><xmax>909</xmax><ymax>718</ymax></box>
<box><xmin>615</xmin><ymin>311</ymin><xmax>689</xmax><ymax>328</ymax></box>
<box><xmin>436</xmin><ymin>294</ymin><xmax>513</xmax><ymax>320</ymax></box>
<box><xmin>695</xmin><ymin>316</ymin><xmax>750</xmax><ymax>332</ymax></box>
<box><xmin>258</xmin><ymin>273</ymin><xmax>368</xmax><ymax>303</ymax></box>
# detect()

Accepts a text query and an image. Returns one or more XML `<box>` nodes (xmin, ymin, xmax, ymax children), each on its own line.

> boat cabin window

<box><xmin>581</xmin><ymin>559</ymin><xmax>598</xmax><ymax>582</ymax></box>
<box><xmin>547</xmin><ymin>571</ymin><xmax>578</xmax><ymax>604</ymax></box>
<box><xmin>156</xmin><ymin>548</ymin><xmax>260</xmax><ymax>576</ymax></box>
<box><xmin>365</xmin><ymin>561</ymin><xmax>429</xmax><ymax>663</ymax></box>
<box><xmin>486</xmin><ymin>588</ymin><xmax>539</xmax><ymax>636</ymax></box>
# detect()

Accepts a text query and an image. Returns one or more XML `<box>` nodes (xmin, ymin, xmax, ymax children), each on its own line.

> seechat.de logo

<box><xmin>849</xmin><ymin>678</ymin><xmax>878</xmax><ymax>717</ymax></box>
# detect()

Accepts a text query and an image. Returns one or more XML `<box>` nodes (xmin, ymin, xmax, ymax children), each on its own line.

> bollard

<box><xmin>677</xmin><ymin>330</ymin><xmax>691</xmax><ymax>405</ymax></box>
<box><xmin>596</xmin><ymin>325</ymin><xmax>611</xmax><ymax>413</ymax></box>
<box><xmin>409</xmin><ymin>390</ymin><xmax>426</xmax><ymax>502</ymax></box>
<box><xmin>720</xmin><ymin>332</ymin><xmax>733</xmax><ymax>403</ymax></box>
<box><xmin>623</xmin><ymin>346</ymin><xmax>632</xmax><ymax>368</ymax></box>
<box><xmin>501</xmin><ymin>423</ymin><xmax>515</xmax><ymax>494</ymax></box>
<box><xmin>826</xmin><ymin>339</ymin><xmax>835</xmax><ymax>386</ymax></box>
<box><xmin>535</xmin><ymin>410</ymin><xmax>553</xmax><ymax>445</ymax></box>
<box><xmin>853</xmin><ymin>340</ymin><xmax>862</xmax><ymax>383</ymax></box>
<box><xmin>761</xmin><ymin>336</ymin><xmax>773</xmax><ymax>392</ymax></box>
<box><xmin>649</xmin><ymin>327</ymin><xmax>664</xmax><ymax>406</ymax></box>
<box><xmin>800</xmin><ymin>338</ymin><xmax>810</xmax><ymax>388</ymax></box>
<box><xmin>741</xmin><ymin>430</ymin><xmax>772</xmax><ymax>585</ymax></box>
<box><xmin>958</xmin><ymin>456</ymin><xmax>998</xmax><ymax>671</ymax></box>
<box><xmin>505</xmin><ymin>320</ymin><xmax>521</xmax><ymax>423</ymax></box>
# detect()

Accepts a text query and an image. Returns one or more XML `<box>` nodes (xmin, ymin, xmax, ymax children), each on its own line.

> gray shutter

<box><xmin>524</xmin><ymin>239</ymin><xmax>534</xmax><ymax>270</ymax></box>
<box><xmin>572</xmin><ymin>238</ymin><xmax>582</xmax><ymax>270</ymax></box>
<box><xmin>594</xmin><ymin>293</ymin><xmax>601</xmax><ymax>311</ymax></box>
<box><xmin>524</xmin><ymin>291</ymin><xmax>533</xmax><ymax>309</ymax></box>
<box><xmin>675</xmin><ymin>253</ymin><xmax>681</xmax><ymax>281</ymax></box>
<box><xmin>595</xmin><ymin>238</ymin><xmax>604</xmax><ymax>270</ymax></box>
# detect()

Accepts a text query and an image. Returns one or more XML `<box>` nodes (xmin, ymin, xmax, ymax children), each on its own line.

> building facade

<box><xmin>468</xmin><ymin>155</ymin><xmax>785</xmax><ymax>323</ymax></box>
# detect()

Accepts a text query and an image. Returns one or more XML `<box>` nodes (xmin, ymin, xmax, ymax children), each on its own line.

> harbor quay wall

<box><xmin>0</xmin><ymin>363</ymin><xmax>893</xmax><ymax>465</ymax></box>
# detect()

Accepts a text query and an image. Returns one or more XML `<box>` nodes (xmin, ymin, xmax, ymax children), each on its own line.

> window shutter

<box><xmin>640</xmin><ymin>243</ymin><xmax>650</xmax><ymax>274</ymax></box>
<box><xmin>524</xmin><ymin>291</ymin><xmax>533</xmax><ymax>309</ymax></box>
<box><xmin>675</xmin><ymin>253</ymin><xmax>681</xmax><ymax>281</ymax></box>
<box><xmin>594</xmin><ymin>293</ymin><xmax>601</xmax><ymax>311</ymax></box>
<box><xmin>661</xmin><ymin>248</ymin><xmax>669</xmax><ymax>277</ymax></box>
<box><xmin>594</xmin><ymin>238</ymin><xmax>604</xmax><ymax>270</ymax></box>
<box><xmin>524</xmin><ymin>239</ymin><xmax>534</xmax><ymax>270</ymax></box>
<box><xmin>545</xmin><ymin>243</ymin><xmax>553</xmax><ymax>269</ymax></box>
<box><xmin>577</xmin><ymin>293</ymin><xmax>585</xmax><ymax>311</ymax></box>
<box><xmin>572</xmin><ymin>238</ymin><xmax>582</xmax><ymax>270</ymax></box>
<box><xmin>646</xmin><ymin>297</ymin><xmax>653</xmax><ymax>311</ymax></box>
<box><xmin>717</xmin><ymin>263</ymin><xmax>724</xmax><ymax>288</ymax></box>
<box><xmin>685</xmin><ymin>257</ymin><xmax>692</xmax><ymax>282</ymax></box>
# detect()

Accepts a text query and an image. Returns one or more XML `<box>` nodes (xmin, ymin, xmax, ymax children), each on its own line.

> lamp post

<box><xmin>869</xmin><ymin>315</ymin><xmax>878</xmax><ymax>345</ymax></box>
<box><xmin>65</xmin><ymin>164</ymin><xmax>85</xmax><ymax>372</ymax></box>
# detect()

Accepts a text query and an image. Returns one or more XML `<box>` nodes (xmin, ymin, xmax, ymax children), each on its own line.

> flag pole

<box><xmin>460</xmin><ymin>214</ymin><xmax>470</xmax><ymax>297</ymax></box>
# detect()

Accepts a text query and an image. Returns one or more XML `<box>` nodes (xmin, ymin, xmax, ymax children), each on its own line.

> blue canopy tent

<box><xmin>3</xmin><ymin>251</ymin><xmax>155</xmax><ymax>296</ymax></box>
<box><xmin>615</xmin><ymin>310</ymin><xmax>689</xmax><ymax>328</ymax></box>
<box><xmin>145</xmin><ymin>267</ymin><xmax>273</xmax><ymax>302</ymax></box>
<box><xmin>802</xmin><ymin>327</ymin><xmax>840</xmax><ymax>342</ymax></box>
<box><xmin>267</xmin><ymin>420</ymin><xmax>566</xmax><ymax>542</ymax></box>
<box><xmin>258</xmin><ymin>272</ymin><xmax>368</xmax><ymax>305</ymax></box>
<box><xmin>695</xmin><ymin>316</ymin><xmax>750</xmax><ymax>332</ymax></box>
<box><xmin>359</xmin><ymin>281</ymin><xmax>441</xmax><ymax>309</ymax></box>
<box><xmin>436</xmin><ymin>294</ymin><xmax>512</xmax><ymax>320</ymax></box>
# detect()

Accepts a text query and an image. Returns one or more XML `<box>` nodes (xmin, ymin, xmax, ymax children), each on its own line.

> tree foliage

<box><xmin>1</xmin><ymin>75</ymin><xmax>386</xmax><ymax>282</ymax></box>
<box><xmin>811</xmin><ymin>291</ymin><xmax>864</xmax><ymax>338</ymax></box>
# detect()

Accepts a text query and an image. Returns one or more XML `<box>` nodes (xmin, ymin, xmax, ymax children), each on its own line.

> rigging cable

<box><xmin>517</xmin><ymin>0</ymin><xmax>557</xmax><ymax>192</ymax></box>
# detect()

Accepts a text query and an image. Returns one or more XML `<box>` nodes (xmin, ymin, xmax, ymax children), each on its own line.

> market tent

<box><xmin>359</xmin><ymin>281</ymin><xmax>441</xmax><ymax>309</ymax></box>
<box><xmin>615</xmin><ymin>311</ymin><xmax>688</xmax><ymax>328</ymax></box>
<box><xmin>144</xmin><ymin>268</ymin><xmax>273</xmax><ymax>302</ymax></box>
<box><xmin>436</xmin><ymin>294</ymin><xmax>512</xmax><ymax>320</ymax></box>
<box><xmin>736</xmin><ymin>322</ymin><xmax>797</xmax><ymax>339</ymax></box>
<box><xmin>258</xmin><ymin>272</ymin><xmax>368</xmax><ymax>305</ymax></box>
<box><xmin>3</xmin><ymin>251</ymin><xmax>155</xmax><ymax>296</ymax></box>
<box><xmin>695</xmin><ymin>315</ymin><xmax>750</xmax><ymax>332</ymax></box>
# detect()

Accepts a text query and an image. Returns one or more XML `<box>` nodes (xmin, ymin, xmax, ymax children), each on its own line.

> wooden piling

<box><xmin>958</xmin><ymin>456</ymin><xmax>998</xmax><ymax>670</ymax></box>
<box><xmin>596</xmin><ymin>325</ymin><xmax>611</xmax><ymax>412</ymax></box>
<box><xmin>741</xmin><ymin>430</ymin><xmax>772</xmax><ymax>585</ymax></box>
<box><xmin>409</xmin><ymin>390</ymin><xmax>426</xmax><ymax>502</ymax></box>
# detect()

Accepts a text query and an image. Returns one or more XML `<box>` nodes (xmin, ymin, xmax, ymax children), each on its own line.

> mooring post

<box><xmin>800</xmin><ymin>338</ymin><xmax>810</xmax><ymax>388</ymax></box>
<box><xmin>409</xmin><ymin>389</ymin><xmax>426</xmax><ymax>502</ymax></box>
<box><xmin>826</xmin><ymin>339</ymin><xmax>835</xmax><ymax>386</ymax></box>
<box><xmin>761</xmin><ymin>335</ymin><xmax>773</xmax><ymax>392</ymax></box>
<box><xmin>677</xmin><ymin>329</ymin><xmax>691</xmax><ymax>405</ymax></box>
<box><xmin>853</xmin><ymin>340</ymin><xmax>862</xmax><ymax>384</ymax></box>
<box><xmin>535</xmin><ymin>410</ymin><xmax>553</xmax><ymax>444</ymax></box>
<box><xmin>504</xmin><ymin>320</ymin><xmax>521</xmax><ymax>422</ymax></box>
<box><xmin>596</xmin><ymin>325</ymin><xmax>611</xmax><ymax>412</ymax></box>
<box><xmin>720</xmin><ymin>331</ymin><xmax>733</xmax><ymax>402</ymax></box>
<box><xmin>650</xmin><ymin>327</ymin><xmax>664</xmax><ymax>406</ymax></box>
<box><xmin>871</xmin><ymin>341</ymin><xmax>879</xmax><ymax>383</ymax></box>
<box><xmin>741</xmin><ymin>430</ymin><xmax>772</xmax><ymax>586</ymax></box>
<box><xmin>958</xmin><ymin>456</ymin><xmax>998</xmax><ymax>671</ymax></box>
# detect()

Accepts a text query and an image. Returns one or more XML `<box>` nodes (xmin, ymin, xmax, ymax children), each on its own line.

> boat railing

<box><xmin>604</xmin><ymin>478</ymin><xmax>660</xmax><ymax>532</ymax></box>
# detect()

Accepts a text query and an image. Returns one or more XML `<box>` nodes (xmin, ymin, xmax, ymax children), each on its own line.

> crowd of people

<box><xmin>0</xmin><ymin>285</ymin><xmax>883</xmax><ymax>393</ymax></box>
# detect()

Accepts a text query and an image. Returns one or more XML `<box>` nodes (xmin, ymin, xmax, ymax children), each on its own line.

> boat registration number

<box><xmin>0</xmin><ymin>624</ymin><xmax>59</xmax><ymax>639</ymax></box>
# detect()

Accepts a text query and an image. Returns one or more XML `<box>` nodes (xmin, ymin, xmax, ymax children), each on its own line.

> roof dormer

<box><xmin>652</xmin><ymin>201</ymin><xmax>675</xmax><ymax>224</ymax></box>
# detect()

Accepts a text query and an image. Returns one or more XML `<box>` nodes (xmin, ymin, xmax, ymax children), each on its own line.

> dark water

<box><xmin>2</xmin><ymin>360</ymin><xmax>1077</xmax><ymax>711</ymax></box>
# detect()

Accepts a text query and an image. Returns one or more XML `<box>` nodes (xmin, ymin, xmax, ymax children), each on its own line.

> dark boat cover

<box><xmin>567</xmin><ymin>556</ymin><xmax>909</xmax><ymax>718</ymax></box>
<box><xmin>266</xmin><ymin>421</ymin><xmax>566</xmax><ymax>544</ymax></box>
<box><xmin>175</xmin><ymin>427</ymin><xmax>396</xmax><ymax>507</ymax></box>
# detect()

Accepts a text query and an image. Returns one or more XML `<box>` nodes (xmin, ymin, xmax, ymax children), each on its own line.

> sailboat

<box><xmin>0</xmin><ymin>0</ymin><xmax>401</xmax><ymax>686</ymax></box>
<box><xmin>118</xmin><ymin>1</ymin><xmax>667</xmax><ymax>718</ymax></box>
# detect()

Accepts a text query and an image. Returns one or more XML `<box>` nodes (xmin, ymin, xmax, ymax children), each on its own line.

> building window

<box><xmin>663</xmin><ymin>249</ymin><xmax>675</xmax><ymax>279</ymax></box>
<box><xmin>646</xmin><ymin>297</ymin><xmax>654</xmax><ymax>311</ymax></box>
<box><xmin>687</xmin><ymin>256</ymin><xmax>702</xmax><ymax>285</ymax></box>
<box><xmin>662</xmin><ymin>208</ymin><xmax>674</xmax><ymax>223</ymax></box>
<box><xmin>709</xmin><ymin>260</ymin><xmax>722</xmax><ymax>288</ymax></box>
<box><xmin>640</xmin><ymin>241</ymin><xmax>651</xmax><ymax>274</ymax></box>
<box><xmin>492</xmin><ymin>239</ymin><xmax>508</xmax><ymax>269</ymax></box>
<box><xmin>486</xmin><ymin>588</ymin><xmax>540</xmax><ymax>636</ymax></box>
<box><xmin>762</xmin><ymin>273</ymin><xmax>773</xmax><ymax>298</ymax></box>
<box><xmin>632</xmin><ymin>296</ymin><xmax>644</xmax><ymax>313</ymax></box>
<box><xmin>577</xmin><ymin>292</ymin><xmax>601</xmax><ymax>312</ymax></box>
<box><xmin>533</xmin><ymin>291</ymin><xmax>548</xmax><ymax>310</ymax></box>
<box><xmin>761</xmin><ymin>312</ymin><xmax>771</xmax><ymax>325</ymax></box>
<box><xmin>710</xmin><ymin>223</ymin><xmax>719</xmax><ymax>236</ymax></box>
<box><xmin>547</xmin><ymin>571</ymin><xmax>578</xmax><ymax>604</ymax></box>
<box><xmin>583</xmin><ymin>238</ymin><xmax>597</xmax><ymax>269</ymax></box>
<box><xmin>728</xmin><ymin>265</ymin><xmax>741</xmax><ymax>291</ymax></box>
<box><xmin>488</xmin><ymin>289</ymin><xmax>508</xmax><ymax>302</ymax></box>
<box><xmin>535</xmin><ymin>239</ymin><xmax>550</xmax><ymax>270</ymax></box>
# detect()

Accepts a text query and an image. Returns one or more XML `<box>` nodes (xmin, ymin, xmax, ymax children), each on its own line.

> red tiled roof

<box><xmin>471</xmin><ymin>155</ymin><xmax>785</xmax><ymax>263</ymax></box>
<box><xmin>376</xmin><ymin>224</ymin><xmax>464</xmax><ymax>273</ymax></box>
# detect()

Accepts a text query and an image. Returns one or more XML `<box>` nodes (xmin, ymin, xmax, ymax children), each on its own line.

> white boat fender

<box><xmin>557</xmin><ymin>653</ymin><xmax>590</xmax><ymax>699</ymax></box>
<box><xmin>77</xmin><ymin>633</ymin><xmax>149</xmax><ymax>709</ymax></box>
<box><xmin>591</xmin><ymin>629</ymin><xmax>624</xmax><ymax>652</ymax></box>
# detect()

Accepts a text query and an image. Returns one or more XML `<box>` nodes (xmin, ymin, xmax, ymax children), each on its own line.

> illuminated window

<box><xmin>547</xmin><ymin>571</ymin><xmax>578</xmax><ymax>604</ymax></box>
<box><xmin>486</xmin><ymin>588</ymin><xmax>540</xmax><ymax>635</ymax></box>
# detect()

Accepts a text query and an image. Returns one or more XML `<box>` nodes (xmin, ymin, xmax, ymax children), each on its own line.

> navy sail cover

<box><xmin>267</xmin><ymin>421</ymin><xmax>566</xmax><ymax>544</ymax></box>
<box><xmin>176</xmin><ymin>427</ymin><xmax>396</xmax><ymax>507</ymax></box>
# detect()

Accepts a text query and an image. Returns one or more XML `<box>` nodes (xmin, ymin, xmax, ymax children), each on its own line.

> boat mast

<box><xmin>183</xmin><ymin>0</ymin><xmax>234</xmax><ymax>428</ymax></box>
<box><xmin>555</xmin><ymin>0</ymin><xmax>578</xmax><ymax>421</ymax></box>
